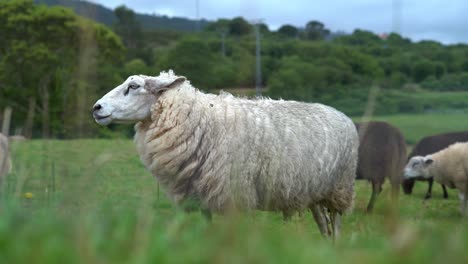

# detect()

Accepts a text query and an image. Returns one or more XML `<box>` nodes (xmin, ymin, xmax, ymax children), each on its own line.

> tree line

<box><xmin>34</xmin><ymin>0</ymin><xmax>210</xmax><ymax>31</ymax></box>
<box><xmin>2</xmin><ymin>0</ymin><xmax>468</xmax><ymax>138</ymax></box>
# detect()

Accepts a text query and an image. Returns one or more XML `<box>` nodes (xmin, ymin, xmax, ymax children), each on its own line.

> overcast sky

<box><xmin>91</xmin><ymin>0</ymin><xmax>468</xmax><ymax>44</ymax></box>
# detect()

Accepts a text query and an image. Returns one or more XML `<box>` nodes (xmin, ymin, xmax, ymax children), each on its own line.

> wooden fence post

<box><xmin>2</xmin><ymin>107</ymin><xmax>12</xmax><ymax>136</ymax></box>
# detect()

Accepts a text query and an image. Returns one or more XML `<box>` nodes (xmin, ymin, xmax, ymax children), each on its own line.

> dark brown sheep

<box><xmin>402</xmin><ymin>131</ymin><xmax>468</xmax><ymax>199</ymax></box>
<box><xmin>355</xmin><ymin>121</ymin><xmax>407</xmax><ymax>212</ymax></box>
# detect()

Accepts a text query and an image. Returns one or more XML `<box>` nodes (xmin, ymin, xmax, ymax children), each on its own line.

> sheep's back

<box><xmin>198</xmin><ymin>99</ymin><xmax>358</xmax><ymax>212</ymax></box>
<box><xmin>355</xmin><ymin>121</ymin><xmax>406</xmax><ymax>184</ymax></box>
<box><xmin>431</xmin><ymin>142</ymin><xmax>468</xmax><ymax>186</ymax></box>
<box><xmin>409</xmin><ymin>131</ymin><xmax>468</xmax><ymax>158</ymax></box>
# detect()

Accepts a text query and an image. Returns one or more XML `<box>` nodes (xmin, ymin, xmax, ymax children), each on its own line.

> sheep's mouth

<box><xmin>403</xmin><ymin>171</ymin><xmax>421</xmax><ymax>179</ymax></box>
<box><xmin>94</xmin><ymin>114</ymin><xmax>112</xmax><ymax>125</ymax></box>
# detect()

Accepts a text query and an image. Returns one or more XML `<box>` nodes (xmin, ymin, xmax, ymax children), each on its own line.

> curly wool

<box><xmin>425</xmin><ymin>142</ymin><xmax>468</xmax><ymax>190</ymax></box>
<box><xmin>134</xmin><ymin>74</ymin><xmax>358</xmax><ymax>214</ymax></box>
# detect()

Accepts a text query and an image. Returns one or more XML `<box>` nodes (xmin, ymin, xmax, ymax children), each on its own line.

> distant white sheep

<box><xmin>404</xmin><ymin>142</ymin><xmax>468</xmax><ymax>215</ymax></box>
<box><xmin>0</xmin><ymin>133</ymin><xmax>12</xmax><ymax>184</ymax></box>
<box><xmin>92</xmin><ymin>70</ymin><xmax>359</xmax><ymax>238</ymax></box>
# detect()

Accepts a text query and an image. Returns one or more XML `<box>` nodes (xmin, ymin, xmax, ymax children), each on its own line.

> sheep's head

<box><xmin>92</xmin><ymin>73</ymin><xmax>186</xmax><ymax>125</ymax></box>
<box><xmin>403</xmin><ymin>156</ymin><xmax>434</xmax><ymax>179</ymax></box>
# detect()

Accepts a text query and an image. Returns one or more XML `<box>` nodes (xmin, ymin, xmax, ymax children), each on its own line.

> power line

<box><xmin>392</xmin><ymin>0</ymin><xmax>402</xmax><ymax>34</ymax></box>
<box><xmin>195</xmin><ymin>0</ymin><xmax>200</xmax><ymax>31</ymax></box>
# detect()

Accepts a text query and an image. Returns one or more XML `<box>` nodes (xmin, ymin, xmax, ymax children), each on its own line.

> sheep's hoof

<box><xmin>424</xmin><ymin>194</ymin><xmax>432</xmax><ymax>200</ymax></box>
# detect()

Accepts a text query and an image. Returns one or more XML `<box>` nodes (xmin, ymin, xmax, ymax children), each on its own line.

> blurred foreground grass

<box><xmin>1</xmin><ymin>114</ymin><xmax>468</xmax><ymax>263</ymax></box>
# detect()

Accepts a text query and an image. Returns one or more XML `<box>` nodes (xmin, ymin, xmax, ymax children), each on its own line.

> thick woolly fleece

<box><xmin>423</xmin><ymin>143</ymin><xmax>468</xmax><ymax>192</ymax></box>
<box><xmin>133</xmin><ymin>73</ymin><xmax>358</xmax><ymax>215</ymax></box>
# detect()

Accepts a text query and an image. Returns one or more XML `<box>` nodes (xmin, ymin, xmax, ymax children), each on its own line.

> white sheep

<box><xmin>404</xmin><ymin>142</ymin><xmax>468</xmax><ymax>215</ymax></box>
<box><xmin>0</xmin><ymin>132</ymin><xmax>12</xmax><ymax>184</ymax></box>
<box><xmin>92</xmin><ymin>70</ymin><xmax>359</xmax><ymax>238</ymax></box>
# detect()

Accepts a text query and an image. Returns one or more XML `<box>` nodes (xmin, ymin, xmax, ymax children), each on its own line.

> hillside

<box><xmin>34</xmin><ymin>0</ymin><xmax>210</xmax><ymax>31</ymax></box>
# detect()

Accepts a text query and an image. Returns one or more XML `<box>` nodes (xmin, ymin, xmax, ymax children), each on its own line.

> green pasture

<box><xmin>1</xmin><ymin>113</ymin><xmax>468</xmax><ymax>263</ymax></box>
<box><xmin>354</xmin><ymin>113</ymin><xmax>468</xmax><ymax>144</ymax></box>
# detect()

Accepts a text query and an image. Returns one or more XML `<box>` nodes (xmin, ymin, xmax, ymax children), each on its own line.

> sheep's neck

<box><xmin>135</xmin><ymin>118</ymin><xmax>152</xmax><ymax>133</ymax></box>
<box><xmin>133</xmin><ymin>96</ymin><xmax>203</xmax><ymax>204</ymax></box>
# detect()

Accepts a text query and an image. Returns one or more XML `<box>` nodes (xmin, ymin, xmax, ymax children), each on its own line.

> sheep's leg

<box><xmin>310</xmin><ymin>205</ymin><xmax>329</xmax><ymax>237</ymax></box>
<box><xmin>282</xmin><ymin>211</ymin><xmax>293</xmax><ymax>222</ymax></box>
<box><xmin>425</xmin><ymin>178</ymin><xmax>434</xmax><ymax>200</ymax></box>
<box><xmin>201</xmin><ymin>208</ymin><xmax>212</xmax><ymax>222</ymax></box>
<box><xmin>442</xmin><ymin>184</ymin><xmax>449</xmax><ymax>199</ymax></box>
<box><xmin>331</xmin><ymin>211</ymin><xmax>341</xmax><ymax>242</ymax></box>
<box><xmin>322</xmin><ymin>207</ymin><xmax>333</xmax><ymax>236</ymax></box>
<box><xmin>367</xmin><ymin>182</ymin><xmax>381</xmax><ymax>213</ymax></box>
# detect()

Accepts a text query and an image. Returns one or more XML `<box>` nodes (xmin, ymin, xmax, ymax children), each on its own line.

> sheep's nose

<box><xmin>93</xmin><ymin>104</ymin><xmax>102</xmax><ymax>112</ymax></box>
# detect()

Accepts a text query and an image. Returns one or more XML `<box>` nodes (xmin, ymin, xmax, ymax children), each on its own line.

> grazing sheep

<box><xmin>92</xmin><ymin>70</ymin><xmax>359</xmax><ymax>239</ymax></box>
<box><xmin>404</xmin><ymin>142</ymin><xmax>468</xmax><ymax>215</ymax></box>
<box><xmin>355</xmin><ymin>121</ymin><xmax>407</xmax><ymax>212</ymax></box>
<box><xmin>0</xmin><ymin>133</ymin><xmax>12</xmax><ymax>185</ymax></box>
<box><xmin>402</xmin><ymin>132</ymin><xmax>468</xmax><ymax>199</ymax></box>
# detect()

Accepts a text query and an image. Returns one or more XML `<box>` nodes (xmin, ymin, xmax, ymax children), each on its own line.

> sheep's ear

<box><xmin>165</xmin><ymin>77</ymin><xmax>186</xmax><ymax>89</ymax></box>
<box><xmin>145</xmin><ymin>77</ymin><xmax>186</xmax><ymax>95</ymax></box>
<box><xmin>424</xmin><ymin>157</ymin><xmax>434</xmax><ymax>165</ymax></box>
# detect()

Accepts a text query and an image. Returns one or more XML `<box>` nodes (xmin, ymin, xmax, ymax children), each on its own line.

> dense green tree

<box><xmin>114</xmin><ymin>5</ymin><xmax>142</xmax><ymax>48</ymax></box>
<box><xmin>122</xmin><ymin>59</ymin><xmax>149</xmax><ymax>76</ymax></box>
<box><xmin>332</xmin><ymin>45</ymin><xmax>384</xmax><ymax>79</ymax></box>
<box><xmin>277</xmin><ymin>25</ymin><xmax>299</xmax><ymax>38</ymax></box>
<box><xmin>258</xmin><ymin>23</ymin><xmax>270</xmax><ymax>34</ymax></box>
<box><xmin>421</xmin><ymin>73</ymin><xmax>468</xmax><ymax>91</ymax></box>
<box><xmin>413</xmin><ymin>60</ymin><xmax>436</xmax><ymax>82</ymax></box>
<box><xmin>159</xmin><ymin>37</ymin><xmax>220</xmax><ymax>89</ymax></box>
<box><xmin>386</xmin><ymin>33</ymin><xmax>412</xmax><ymax>47</ymax></box>
<box><xmin>268</xmin><ymin>56</ymin><xmax>354</xmax><ymax>101</ymax></box>
<box><xmin>434</xmin><ymin>62</ymin><xmax>446</xmax><ymax>79</ymax></box>
<box><xmin>0</xmin><ymin>1</ymin><xmax>80</xmax><ymax>137</ymax></box>
<box><xmin>303</xmin><ymin>20</ymin><xmax>330</xmax><ymax>40</ymax></box>
<box><xmin>0</xmin><ymin>0</ymin><xmax>124</xmax><ymax>138</ymax></box>
<box><xmin>113</xmin><ymin>5</ymin><xmax>147</xmax><ymax>60</ymax></box>
<box><xmin>229</xmin><ymin>17</ymin><xmax>252</xmax><ymax>36</ymax></box>
<box><xmin>336</xmin><ymin>29</ymin><xmax>381</xmax><ymax>46</ymax></box>
<box><xmin>204</xmin><ymin>19</ymin><xmax>230</xmax><ymax>33</ymax></box>
<box><xmin>389</xmin><ymin>72</ymin><xmax>408</xmax><ymax>88</ymax></box>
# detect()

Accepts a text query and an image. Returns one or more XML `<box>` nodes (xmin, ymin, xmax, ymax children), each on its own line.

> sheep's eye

<box><xmin>129</xmin><ymin>84</ymin><xmax>139</xmax><ymax>89</ymax></box>
<box><xmin>124</xmin><ymin>84</ymin><xmax>140</xmax><ymax>96</ymax></box>
<box><xmin>412</xmin><ymin>161</ymin><xmax>419</xmax><ymax>168</ymax></box>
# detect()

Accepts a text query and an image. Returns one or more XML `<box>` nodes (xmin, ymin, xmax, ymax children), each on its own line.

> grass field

<box><xmin>1</xmin><ymin>113</ymin><xmax>468</xmax><ymax>263</ymax></box>
<box><xmin>354</xmin><ymin>113</ymin><xmax>468</xmax><ymax>144</ymax></box>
